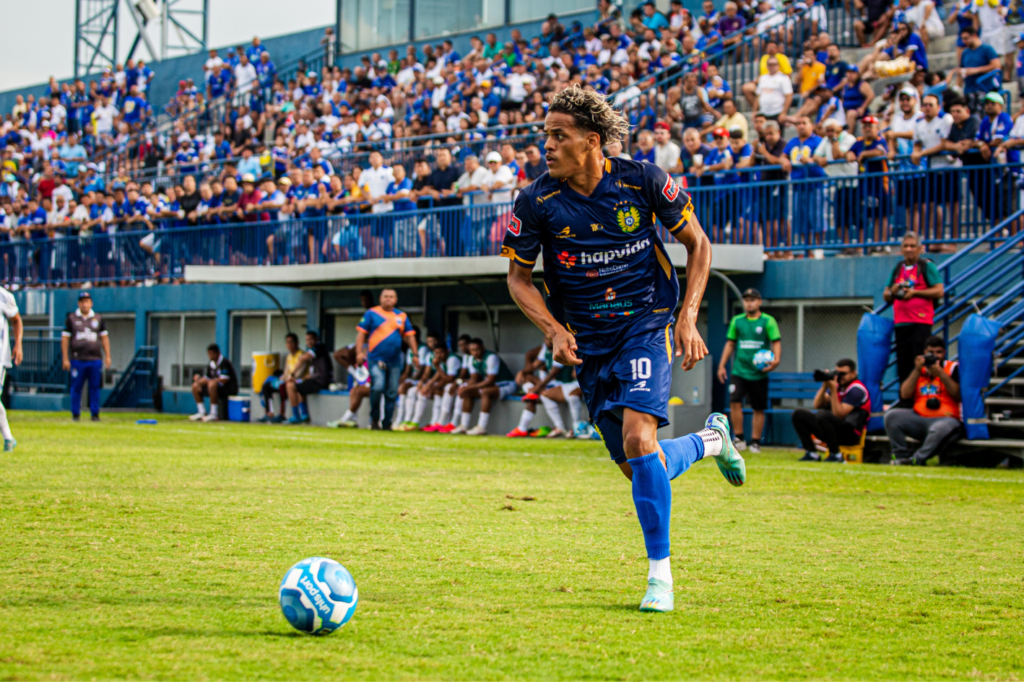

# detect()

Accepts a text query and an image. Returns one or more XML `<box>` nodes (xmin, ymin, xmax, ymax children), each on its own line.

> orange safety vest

<box><xmin>913</xmin><ymin>360</ymin><xmax>960</xmax><ymax>419</ymax></box>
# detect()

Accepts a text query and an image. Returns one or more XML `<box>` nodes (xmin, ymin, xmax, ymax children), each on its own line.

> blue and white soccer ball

<box><xmin>279</xmin><ymin>557</ymin><xmax>358</xmax><ymax>635</ymax></box>
<box><xmin>752</xmin><ymin>349</ymin><xmax>775</xmax><ymax>372</ymax></box>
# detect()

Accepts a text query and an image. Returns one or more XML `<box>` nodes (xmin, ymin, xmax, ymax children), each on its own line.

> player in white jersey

<box><xmin>437</xmin><ymin>334</ymin><xmax>474</xmax><ymax>433</ymax></box>
<box><xmin>327</xmin><ymin>343</ymin><xmax>371</xmax><ymax>428</ymax></box>
<box><xmin>0</xmin><ymin>286</ymin><xmax>23</xmax><ymax>450</ymax></box>
<box><xmin>395</xmin><ymin>331</ymin><xmax>440</xmax><ymax>430</ymax></box>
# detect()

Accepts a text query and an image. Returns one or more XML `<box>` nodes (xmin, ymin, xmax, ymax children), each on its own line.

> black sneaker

<box><xmin>799</xmin><ymin>452</ymin><xmax>820</xmax><ymax>462</ymax></box>
<box><xmin>72</xmin><ymin>415</ymin><xmax>80</xmax><ymax>422</ymax></box>
<box><xmin>823</xmin><ymin>452</ymin><xmax>845</xmax><ymax>463</ymax></box>
<box><xmin>91</xmin><ymin>415</ymin><xmax>100</xmax><ymax>422</ymax></box>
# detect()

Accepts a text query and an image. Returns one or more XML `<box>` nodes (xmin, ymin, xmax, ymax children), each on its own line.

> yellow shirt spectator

<box><xmin>798</xmin><ymin>61</ymin><xmax>825</xmax><ymax>94</ymax></box>
<box><xmin>283</xmin><ymin>349</ymin><xmax>308</xmax><ymax>379</ymax></box>
<box><xmin>758</xmin><ymin>53</ymin><xmax>793</xmax><ymax>75</ymax></box>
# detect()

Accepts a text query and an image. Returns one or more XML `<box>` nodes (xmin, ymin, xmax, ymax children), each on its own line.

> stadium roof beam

<box><xmin>75</xmin><ymin>0</ymin><xmax>208</xmax><ymax>76</ymax></box>
<box><xmin>183</xmin><ymin>245</ymin><xmax>764</xmax><ymax>289</ymax></box>
<box><xmin>75</xmin><ymin>0</ymin><xmax>119</xmax><ymax>79</ymax></box>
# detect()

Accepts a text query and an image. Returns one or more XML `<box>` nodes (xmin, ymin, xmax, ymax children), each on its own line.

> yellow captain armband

<box><xmin>501</xmin><ymin>245</ymin><xmax>535</xmax><ymax>266</ymax></box>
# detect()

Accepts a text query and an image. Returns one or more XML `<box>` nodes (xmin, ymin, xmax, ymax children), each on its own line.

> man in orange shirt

<box><xmin>355</xmin><ymin>289</ymin><xmax>420</xmax><ymax>429</ymax></box>
<box><xmin>884</xmin><ymin>335</ymin><xmax>962</xmax><ymax>465</ymax></box>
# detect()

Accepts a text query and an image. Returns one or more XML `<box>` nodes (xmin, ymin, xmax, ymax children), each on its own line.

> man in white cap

<box><xmin>482</xmin><ymin>151</ymin><xmax>514</xmax><ymax>204</ymax></box>
<box><xmin>886</xmin><ymin>86</ymin><xmax>924</xmax><ymax>230</ymax></box>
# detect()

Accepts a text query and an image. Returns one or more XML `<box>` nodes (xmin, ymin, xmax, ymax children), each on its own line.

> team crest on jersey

<box><xmin>615</xmin><ymin>204</ymin><xmax>641</xmax><ymax>233</ymax></box>
<box><xmin>557</xmin><ymin>251</ymin><xmax>576</xmax><ymax>268</ymax></box>
<box><xmin>605</xmin><ymin>288</ymin><xmax>616</xmax><ymax>301</ymax></box>
<box><xmin>91</xmin><ymin>320</ymin><xmax>98</xmax><ymax>328</ymax></box>
<box><xmin>662</xmin><ymin>176</ymin><xmax>680</xmax><ymax>202</ymax></box>
<box><xmin>507</xmin><ymin>214</ymin><xmax>522</xmax><ymax>236</ymax></box>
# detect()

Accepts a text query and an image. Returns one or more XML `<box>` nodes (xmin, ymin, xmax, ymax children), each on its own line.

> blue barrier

<box><xmin>2</xmin><ymin>162</ymin><xmax>1022</xmax><ymax>287</ymax></box>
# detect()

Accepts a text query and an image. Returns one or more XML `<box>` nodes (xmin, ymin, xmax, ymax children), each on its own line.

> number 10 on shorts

<box><xmin>630</xmin><ymin>357</ymin><xmax>651</xmax><ymax>380</ymax></box>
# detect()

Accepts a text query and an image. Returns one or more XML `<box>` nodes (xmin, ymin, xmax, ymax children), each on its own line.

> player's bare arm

<box><xmin>507</xmin><ymin>262</ymin><xmax>580</xmax><ymax>366</ymax></box>
<box><xmin>674</xmin><ymin>215</ymin><xmax>711</xmax><ymax>371</ymax></box>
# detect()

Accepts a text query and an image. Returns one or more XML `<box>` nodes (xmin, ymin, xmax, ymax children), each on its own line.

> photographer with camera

<box><xmin>882</xmin><ymin>232</ymin><xmax>944</xmax><ymax>386</ymax></box>
<box><xmin>791</xmin><ymin>359</ymin><xmax>871</xmax><ymax>463</ymax></box>
<box><xmin>883</xmin><ymin>335</ymin><xmax>961</xmax><ymax>466</ymax></box>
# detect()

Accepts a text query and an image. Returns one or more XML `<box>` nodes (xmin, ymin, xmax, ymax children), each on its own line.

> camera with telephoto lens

<box><xmin>923</xmin><ymin>353</ymin><xmax>940</xmax><ymax>366</ymax></box>
<box><xmin>813</xmin><ymin>369</ymin><xmax>837</xmax><ymax>382</ymax></box>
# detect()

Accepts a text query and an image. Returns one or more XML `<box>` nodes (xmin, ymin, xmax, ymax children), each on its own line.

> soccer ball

<box><xmin>279</xmin><ymin>557</ymin><xmax>358</xmax><ymax>635</ymax></box>
<box><xmin>752</xmin><ymin>349</ymin><xmax>775</xmax><ymax>372</ymax></box>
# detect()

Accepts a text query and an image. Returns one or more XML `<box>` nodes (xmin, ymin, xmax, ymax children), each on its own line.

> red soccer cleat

<box><xmin>422</xmin><ymin>424</ymin><xmax>440</xmax><ymax>432</ymax></box>
<box><xmin>437</xmin><ymin>423</ymin><xmax>456</xmax><ymax>433</ymax></box>
<box><xmin>522</xmin><ymin>392</ymin><xmax>540</xmax><ymax>401</ymax></box>
<box><xmin>506</xmin><ymin>427</ymin><xmax>531</xmax><ymax>437</ymax></box>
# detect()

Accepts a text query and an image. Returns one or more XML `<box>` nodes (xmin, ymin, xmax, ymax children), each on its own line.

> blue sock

<box><xmin>630</xmin><ymin>451</ymin><xmax>672</xmax><ymax>561</ymax></box>
<box><xmin>659</xmin><ymin>434</ymin><xmax>704</xmax><ymax>481</ymax></box>
<box><xmin>300</xmin><ymin>403</ymin><xmax>308</xmax><ymax>419</ymax></box>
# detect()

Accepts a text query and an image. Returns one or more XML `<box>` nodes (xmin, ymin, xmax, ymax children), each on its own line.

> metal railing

<box><xmin>2</xmin><ymin>162</ymin><xmax>1023</xmax><ymax>287</ymax></box>
<box><xmin>104</xmin><ymin>345</ymin><xmax>159</xmax><ymax>408</ymax></box>
<box><xmin>10</xmin><ymin>327</ymin><xmax>70</xmax><ymax>393</ymax></box>
<box><xmin>680</xmin><ymin>162</ymin><xmax>1024</xmax><ymax>253</ymax></box>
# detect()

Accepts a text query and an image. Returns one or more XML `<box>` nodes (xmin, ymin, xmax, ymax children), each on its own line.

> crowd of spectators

<box><xmin>2</xmin><ymin>0</ymin><xmax>1024</xmax><ymax>279</ymax></box>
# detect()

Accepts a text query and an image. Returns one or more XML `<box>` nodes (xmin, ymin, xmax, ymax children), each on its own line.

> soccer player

<box><xmin>422</xmin><ymin>345</ymin><xmax>463</xmax><ymax>432</ymax></box>
<box><xmin>452</xmin><ymin>338</ymin><xmax>517</xmax><ymax>435</ymax></box>
<box><xmin>436</xmin><ymin>334</ymin><xmax>473</xmax><ymax>433</ymax></box>
<box><xmin>0</xmin><ymin>285</ymin><xmax>23</xmax><ymax>450</ymax></box>
<box><xmin>327</xmin><ymin>344</ymin><xmax>371</xmax><ymax>428</ymax></box>
<box><xmin>716</xmin><ymin>288</ymin><xmax>782</xmax><ymax>454</ymax></box>
<box><xmin>190</xmin><ymin>344</ymin><xmax>239</xmax><ymax>422</ymax></box>
<box><xmin>502</xmin><ymin>85</ymin><xmax>746</xmax><ymax>612</ymax></box>
<box><xmin>285</xmin><ymin>330</ymin><xmax>334</xmax><ymax>425</ymax></box>
<box><xmin>395</xmin><ymin>330</ymin><xmax>440</xmax><ymax>430</ymax></box>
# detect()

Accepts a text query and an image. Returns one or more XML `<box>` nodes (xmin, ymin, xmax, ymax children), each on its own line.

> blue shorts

<box><xmin>577</xmin><ymin>323</ymin><xmax>674</xmax><ymax>465</ymax></box>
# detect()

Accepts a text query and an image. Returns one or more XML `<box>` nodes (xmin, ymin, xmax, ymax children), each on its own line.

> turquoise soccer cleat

<box><xmin>705</xmin><ymin>413</ymin><xmax>747</xmax><ymax>487</ymax></box>
<box><xmin>639</xmin><ymin>578</ymin><xmax>674</xmax><ymax>612</ymax></box>
<box><xmin>3</xmin><ymin>438</ymin><xmax>15</xmax><ymax>452</ymax></box>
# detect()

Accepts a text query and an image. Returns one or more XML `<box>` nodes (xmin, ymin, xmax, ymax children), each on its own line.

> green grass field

<box><xmin>1</xmin><ymin>411</ymin><xmax>1023</xmax><ymax>681</ymax></box>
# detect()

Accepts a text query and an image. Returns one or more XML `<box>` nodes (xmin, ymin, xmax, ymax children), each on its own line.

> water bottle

<box><xmin>691</xmin><ymin>386</ymin><xmax>700</xmax><ymax>405</ymax></box>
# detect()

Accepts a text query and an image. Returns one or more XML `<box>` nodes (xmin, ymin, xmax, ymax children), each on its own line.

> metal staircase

<box><xmin>103</xmin><ymin>346</ymin><xmax>160</xmax><ymax>409</ymax></box>
<box><xmin>871</xmin><ymin>209</ymin><xmax>1024</xmax><ymax>463</ymax></box>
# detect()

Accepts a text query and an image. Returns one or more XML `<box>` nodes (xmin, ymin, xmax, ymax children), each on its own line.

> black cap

<box><xmin>78</xmin><ymin>291</ymin><xmax>92</xmax><ymax>300</ymax></box>
<box><xmin>741</xmin><ymin>288</ymin><xmax>761</xmax><ymax>299</ymax></box>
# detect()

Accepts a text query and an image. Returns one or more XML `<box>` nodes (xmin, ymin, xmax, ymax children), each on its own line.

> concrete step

<box><xmin>985</xmin><ymin>396</ymin><xmax>1024</xmax><ymax>406</ymax></box>
<box><xmin>843</xmin><ymin>34</ymin><xmax>958</xmax><ymax>63</ymax></box>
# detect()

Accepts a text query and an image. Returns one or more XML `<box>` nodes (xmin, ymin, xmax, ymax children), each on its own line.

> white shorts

<box><xmin>559</xmin><ymin>380</ymin><xmax>580</xmax><ymax>395</ymax></box>
<box><xmin>140</xmin><ymin>232</ymin><xmax>161</xmax><ymax>253</ymax></box>
<box><xmin>497</xmin><ymin>380</ymin><xmax>517</xmax><ymax>399</ymax></box>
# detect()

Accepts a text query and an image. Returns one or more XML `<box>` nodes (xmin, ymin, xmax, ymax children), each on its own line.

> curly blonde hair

<box><xmin>548</xmin><ymin>84</ymin><xmax>631</xmax><ymax>146</ymax></box>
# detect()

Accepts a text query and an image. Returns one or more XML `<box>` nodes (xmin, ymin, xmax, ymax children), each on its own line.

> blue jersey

<box><xmin>979</xmin><ymin>112</ymin><xmax>1019</xmax><ymax>163</ymax></box>
<box><xmin>784</xmin><ymin>135</ymin><xmax>826</xmax><ymax>181</ymax></box>
<box><xmin>501</xmin><ymin>157</ymin><xmax>692</xmax><ymax>355</ymax></box>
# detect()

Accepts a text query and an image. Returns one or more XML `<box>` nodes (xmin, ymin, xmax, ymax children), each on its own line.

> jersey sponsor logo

<box><xmin>585</xmin><ymin>263</ymin><xmax>630</xmax><ymax>279</ymax></box>
<box><xmin>591</xmin><ymin>223</ymin><xmax>603</xmax><ymax>232</ymax></box>
<box><xmin>557</xmin><ymin>251</ymin><xmax>577</xmax><ymax>268</ymax></box>
<box><xmin>616</xmin><ymin>181</ymin><xmax>642</xmax><ymax>191</ymax></box>
<box><xmin>508</xmin><ymin>214</ymin><xmax>522</xmax><ymax>236</ymax></box>
<box><xmin>555</xmin><ymin>226</ymin><xmax>575</xmax><ymax>239</ymax></box>
<box><xmin>662</xmin><ymin>176</ymin><xmax>680</xmax><ymax>202</ymax></box>
<box><xmin>537</xmin><ymin>189</ymin><xmax>561</xmax><ymax>204</ymax></box>
<box><xmin>616</xmin><ymin>205</ymin><xmax>641</xmax><ymax>233</ymax></box>
<box><xmin>589</xmin><ymin>298</ymin><xmax>633</xmax><ymax>312</ymax></box>
<box><xmin>577</xmin><ymin>237</ymin><xmax>651</xmax><ymax>266</ymax></box>
<box><xmin>629</xmin><ymin>379</ymin><xmax>651</xmax><ymax>392</ymax></box>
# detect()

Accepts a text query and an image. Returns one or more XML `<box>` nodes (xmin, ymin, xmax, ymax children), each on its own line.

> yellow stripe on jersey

<box><xmin>654</xmin><ymin>245</ymin><xmax>672</xmax><ymax>279</ymax></box>
<box><xmin>668</xmin><ymin>199</ymin><xmax>695</xmax><ymax>235</ymax></box>
<box><xmin>664</xmin><ymin>324</ymin><xmax>673</xmax><ymax>364</ymax></box>
<box><xmin>500</xmin><ymin>245</ymin><xmax>535</xmax><ymax>266</ymax></box>
<box><xmin>604</xmin><ymin>158</ymin><xmax>611</xmax><ymax>173</ymax></box>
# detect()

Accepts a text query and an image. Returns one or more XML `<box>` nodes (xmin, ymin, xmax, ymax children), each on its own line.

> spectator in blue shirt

<box><xmin>121</xmin><ymin>86</ymin><xmax>147</xmax><ymax>130</ymax></box>
<box><xmin>846</xmin><ymin>116</ymin><xmax>890</xmax><ymax>249</ymax></box>
<box><xmin>246</xmin><ymin>37</ymin><xmax>264</xmax><ymax>65</ymax></box>
<box><xmin>641</xmin><ymin>1</ymin><xmax>671</xmax><ymax>30</ymax></box>
<box><xmin>955</xmin><ymin>27</ymin><xmax>1002</xmax><ymax>111</ymax></box>
<box><xmin>58</xmin><ymin>134</ymin><xmax>87</xmax><ymax>178</ymax></box>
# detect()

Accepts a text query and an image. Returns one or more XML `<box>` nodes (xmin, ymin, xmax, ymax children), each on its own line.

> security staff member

<box><xmin>61</xmin><ymin>292</ymin><xmax>111</xmax><ymax>422</ymax></box>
